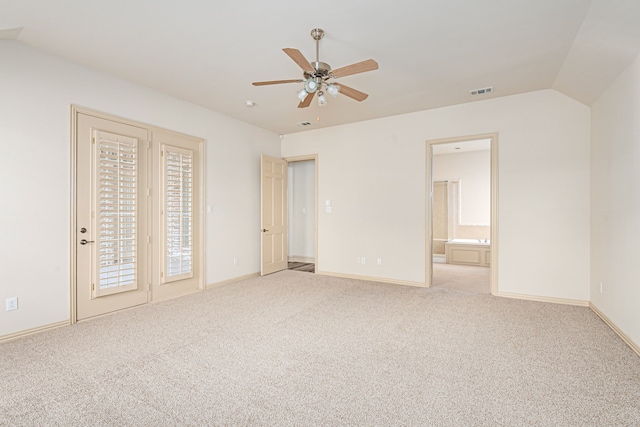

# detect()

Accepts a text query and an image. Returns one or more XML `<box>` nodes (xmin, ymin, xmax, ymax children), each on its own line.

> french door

<box><xmin>74</xmin><ymin>109</ymin><xmax>203</xmax><ymax>321</ymax></box>
<box><xmin>75</xmin><ymin>114</ymin><xmax>150</xmax><ymax>319</ymax></box>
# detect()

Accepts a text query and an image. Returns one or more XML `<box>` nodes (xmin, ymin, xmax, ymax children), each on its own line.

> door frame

<box><xmin>284</xmin><ymin>154</ymin><xmax>318</xmax><ymax>269</ymax></box>
<box><xmin>70</xmin><ymin>105</ymin><xmax>206</xmax><ymax>323</ymax></box>
<box><xmin>425</xmin><ymin>133</ymin><xmax>498</xmax><ymax>294</ymax></box>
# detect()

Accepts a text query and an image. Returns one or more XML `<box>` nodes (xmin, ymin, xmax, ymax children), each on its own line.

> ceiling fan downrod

<box><xmin>311</xmin><ymin>28</ymin><xmax>324</xmax><ymax>63</ymax></box>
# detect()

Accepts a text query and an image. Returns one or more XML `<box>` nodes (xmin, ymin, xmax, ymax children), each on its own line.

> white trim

<box><xmin>495</xmin><ymin>291</ymin><xmax>589</xmax><ymax>307</ymax></box>
<box><xmin>205</xmin><ymin>272</ymin><xmax>260</xmax><ymax>289</ymax></box>
<box><xmin>589</xmin><ymin>302</ymin><xmax>640</xmax><ymax>357</ymax></box>
<box><xmin>316</xmin><ymin>271</ymin><xmax>425</xmax><ymax>288</ymax></box>
<box><xmin>0</xmin><ymin>321</ymin><xmax>70</xmax><ymax>344</ymax></box>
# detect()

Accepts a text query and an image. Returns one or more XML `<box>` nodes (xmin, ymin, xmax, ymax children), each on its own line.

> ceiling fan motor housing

<box><xmin>304</xmin><ymin>61</ymin><xmax>331</xmax><ymax>80</ymax></box>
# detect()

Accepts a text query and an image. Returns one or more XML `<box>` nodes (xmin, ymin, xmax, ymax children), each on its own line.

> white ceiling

<box><xmin>2</xmin><ymin>0</ymin><xmax>640</xmax><ymax>135</ymax></box>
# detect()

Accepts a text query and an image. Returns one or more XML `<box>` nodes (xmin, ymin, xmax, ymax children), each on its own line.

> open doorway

<box><xmin>426</xmin><ymin>134</ymin><xmax>498</xmax><ymax>294</ymax></box>
<box><xmin>286</xmin><ymin>155</ymin><xmax>317</xmax><ymax>273</ymax></box>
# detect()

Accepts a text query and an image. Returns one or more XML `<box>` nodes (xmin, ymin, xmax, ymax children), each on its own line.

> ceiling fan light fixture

<box><xmin>304</xmin><ymin>78</ymin><xmax>319</xmax><ymax>93</ymax></box>
<box><xmin>317</xmin><ymin>91</ymin><xmax>327</xmax><ymax>107</ymax></box>
<box><xmin>297</xmin><ymin>89</ymin><xmax>309</xmax><ymax>101</ymax></box>
<box><xmin>326</xmin><ymin>83</ymin><xmax>340</xmax><ymax>97</ymax></box>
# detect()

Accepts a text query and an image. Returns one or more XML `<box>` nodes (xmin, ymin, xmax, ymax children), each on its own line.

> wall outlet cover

<box><xmin>6</xmin><ymin>297</ymin><xmax>18</xmax><ymax>311</ymax></box>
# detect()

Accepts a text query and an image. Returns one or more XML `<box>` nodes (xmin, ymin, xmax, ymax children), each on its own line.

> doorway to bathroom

<box><xmin>426</xmin><ymin>134</ymin><xmax>498</xmax><ymax>293</ymax></box>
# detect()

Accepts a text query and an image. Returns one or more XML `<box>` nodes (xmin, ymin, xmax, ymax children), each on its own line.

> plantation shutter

<box><xmin>162</xmin><ymin>145</ymin><xmax>194</xmax><ymax>283</ymax></box>
<box><xmin>94</xmin><ymin>131</ymin><xmax>138</xmax><ymax>297</ymax></box>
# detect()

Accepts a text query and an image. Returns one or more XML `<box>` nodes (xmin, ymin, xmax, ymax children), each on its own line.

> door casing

<box><xmin>425</xmin><ymin>133</ymin><xmax>499</xmax><ymax>293</ymax></box>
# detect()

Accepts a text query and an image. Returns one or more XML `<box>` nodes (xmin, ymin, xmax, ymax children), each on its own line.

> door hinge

<box><xmin>92</xmin><ymin>137</ymin><xmax>95</xmax><ymax>144</ymax></box>
<box><xmin>92</xmin><ymin>283</ymin><xmax>95</xmax><ymax>291</ymax></box>
<box><xmin>148</xmin><ymin>236</ymin><xmax>151</xmax><ymax>244</ymax></box>
<box><xmin>160</xmin><ymin>272</ymin><xmax>164</xmax><ymax>278</ymax></box>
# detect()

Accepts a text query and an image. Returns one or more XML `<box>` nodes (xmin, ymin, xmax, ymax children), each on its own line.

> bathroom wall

<box><xmin>433</xmin><ymin>149</ymin><xmax>491</xmax><ymax>240</ymax></box>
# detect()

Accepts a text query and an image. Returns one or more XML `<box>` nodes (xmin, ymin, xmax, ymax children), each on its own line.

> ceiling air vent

<box><xmin>297</xmin><ymin>121</ymin><xmax>312</xmax><ymax>127</ymax></box>
<box><xmin>471</xmin><ymin>86</ymin><xmax>493</xmax><ymax>96</ymax></box>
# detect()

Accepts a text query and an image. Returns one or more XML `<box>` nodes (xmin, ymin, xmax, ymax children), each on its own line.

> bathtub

<box><xmin>445</xmin><ymin>239</ymin><xmax>491</xmax><ymax>266</ymax></box>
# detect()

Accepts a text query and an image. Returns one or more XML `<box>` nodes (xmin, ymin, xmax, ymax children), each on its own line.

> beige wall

<box><xmin>590</xmin><ymin>53</ymin><xmax>640</xmax><ymax>348</ymax></box>
<box><xmin>282</xmin><ymin>89</ymin><xmax>591</xmax><ymax>300</ymax></box>
<box><xmin>434</xmin><ymin>149</ymin><xmax>491</xmax><ymax>225</ymax></box>
<box><xmin>0</xmin><ymin>41</ymin><xmax>280</xmax><ymax>338</ymax></box>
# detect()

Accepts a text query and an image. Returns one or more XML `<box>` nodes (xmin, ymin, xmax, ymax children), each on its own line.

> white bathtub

<box><xmin>445</xmin><ymin>239</ymin><xmax>491</xmax><ymax>266</ymax></box>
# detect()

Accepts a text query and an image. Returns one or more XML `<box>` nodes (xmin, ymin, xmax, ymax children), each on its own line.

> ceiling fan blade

<box><xmin>298</xmin><ymin>91</ymin><xmax>315</xmax><ymax>108</ymax></box>
<box><xmin>337</xmin><ymin>83</ymin><xmax>369</xmax><ymax>102</ymax></box>
<box><xmin>331</xmin><ymin>59</ymin><xmax>379</xmax><ymax>78</ymax></box>
<box><xmin>283</xmin><ymin>48</ymin><xmax>315</xmax><ymax>73</ymax></box>
<box><xmin>252</xmin><ymin>79</ymin><xmax>302</xmax><ymax>86</ymax></box>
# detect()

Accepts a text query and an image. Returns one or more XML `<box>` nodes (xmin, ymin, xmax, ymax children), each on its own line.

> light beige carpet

<box><xmin>432</xmin><ymin>262</ymin><xmax>491</xmax><ymax>294</ymax></box>
<box><xmin>1</xmin><ymin>270</ymin><xmax>639</xmax><ymax>426</ymax></box>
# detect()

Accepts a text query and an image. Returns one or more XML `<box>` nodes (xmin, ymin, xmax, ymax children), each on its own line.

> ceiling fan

<box><xmin>252</xmin><ymin>28</ymin><xmax>379</xmax><ymax>108</ymax></box>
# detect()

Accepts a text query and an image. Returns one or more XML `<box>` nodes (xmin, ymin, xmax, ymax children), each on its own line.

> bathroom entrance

<box><xmin>426</xmin><ymin>134</ymin><xmax>498</xmax><ymax>293</ymax></box>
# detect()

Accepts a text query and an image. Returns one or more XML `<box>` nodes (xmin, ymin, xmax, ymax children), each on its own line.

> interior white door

<box><xmin>76</xmin><ymin>113</ymin><xmax>149</xmax><ymax>320</ymax></box>
<box><xmin>261</xmin><ymin>155</ymin><xmax>288</xmax><ymax>275</ymax></box>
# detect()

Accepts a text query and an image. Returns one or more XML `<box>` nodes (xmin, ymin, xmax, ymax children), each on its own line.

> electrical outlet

<box><xmin>233</xmin><ymin>258</ymin><xmax>239</xmax><ymax>266</ymax></box>
<box><xmin>361</xmin><ymin>257</ymin><xmax>366</xmax><ymax>265</ymax></box>
<box><xmin>377</xmin><ymin>258</ymin><xmax>382</xmax><ymax>265</ymax></box>
<box><xmin>356</xmin><ymin>257</ymin><xmax>361</xmax><ymax>264</ymax></box>
<box><xmin>6</xmin><ymin>297</ymin><xmax>18</xmax><ymax>311</ymax></box>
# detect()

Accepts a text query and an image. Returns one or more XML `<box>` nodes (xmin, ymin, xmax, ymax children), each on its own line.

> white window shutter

<box><xmin>94</xmin><ymin>132</ymin><xmax>138</xmax><ymax>295</ymax></box>
<box><xmin>162</xmin><ymin>145</ymin><xmax>194</xmax><ymax>282</ymax></box>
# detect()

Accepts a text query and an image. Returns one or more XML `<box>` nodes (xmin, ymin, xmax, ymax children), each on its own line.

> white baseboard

<box><xmin>316</xmin><ymin>271</ymin><xmax>424</xmax><ymax>288</ymax></box>
<box><xmin>494</xmin><ymin>291</ymin><xmax>589</xmax><ymax>307</ymax></box>
<box><xmin>205</xmin><ymin>272</ymin><xmax>260</xmax><ymax>289</ymax></box>
<box><xmin>589</xmin><ymin>302</ymin><xmax>640</xmax><ymax>358</ymax></box>
<box><xmin>0</xmin><ymin>320</ymin><xmax>70</xmax><ymax>344</ymax></box>
<box><xmin>288</xmin><ymin>256</ymin><xmax>315</xmax><ymax>263</ymax></box>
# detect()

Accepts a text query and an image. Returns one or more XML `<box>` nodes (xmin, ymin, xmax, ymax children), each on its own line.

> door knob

<box><xmin>80</xmin><ymin>239</ymin><xmax>95</xmax><ymax>245</ymax></box>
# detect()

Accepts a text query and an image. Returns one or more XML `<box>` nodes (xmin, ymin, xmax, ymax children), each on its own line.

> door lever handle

<box><xmin>80</xmin><ymin>239</ymin><xmax>95</xmax><ymax>245</ymax></box>
<box><xmin>261</xmin><ymin>229</ymin><xmax>269</xmax><ymax>232</ymax></box>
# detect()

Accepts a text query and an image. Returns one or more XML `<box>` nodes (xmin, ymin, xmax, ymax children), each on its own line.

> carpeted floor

<box><xmin>1</xmin><ymin>270</ymin><xmax>639</xmax><ymax>426</ymax></box>
<box><xmin>432</xmin><ymin>262</ymin><xmax>490</xmax><ymax>293</ymax></box>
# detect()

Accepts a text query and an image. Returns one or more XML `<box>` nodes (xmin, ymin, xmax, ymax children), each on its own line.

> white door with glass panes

<box><xmin>150</xmin><ymin>130</ymin><xmax>202</xmax><ymax>301</ymax></box>
<box><xmin>75</xmin><ymin>111</ymin><xmax>203</xmax><ymax>321</ymax></box>
<box><xmin>76</xmin><ymin>114</ymin><xmax>150</xmax><ymax>320</ymax></box>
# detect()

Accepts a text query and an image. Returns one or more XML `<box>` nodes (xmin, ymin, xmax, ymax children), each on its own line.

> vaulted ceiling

<box><xmin>2</xmin><ymin>0</ymin><xmax>640</xmax><ymax>134</ymax></box>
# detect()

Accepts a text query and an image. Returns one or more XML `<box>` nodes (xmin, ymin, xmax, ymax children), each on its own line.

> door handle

<box><xmin>261</xmin><ymin>229</ymin><xmax>269</xmax><ymax>232</ymax></box>
<box><xmin>80</xmin><ymin>239</ymin><xmax>95</xmax><ymax>245</ymax></box>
